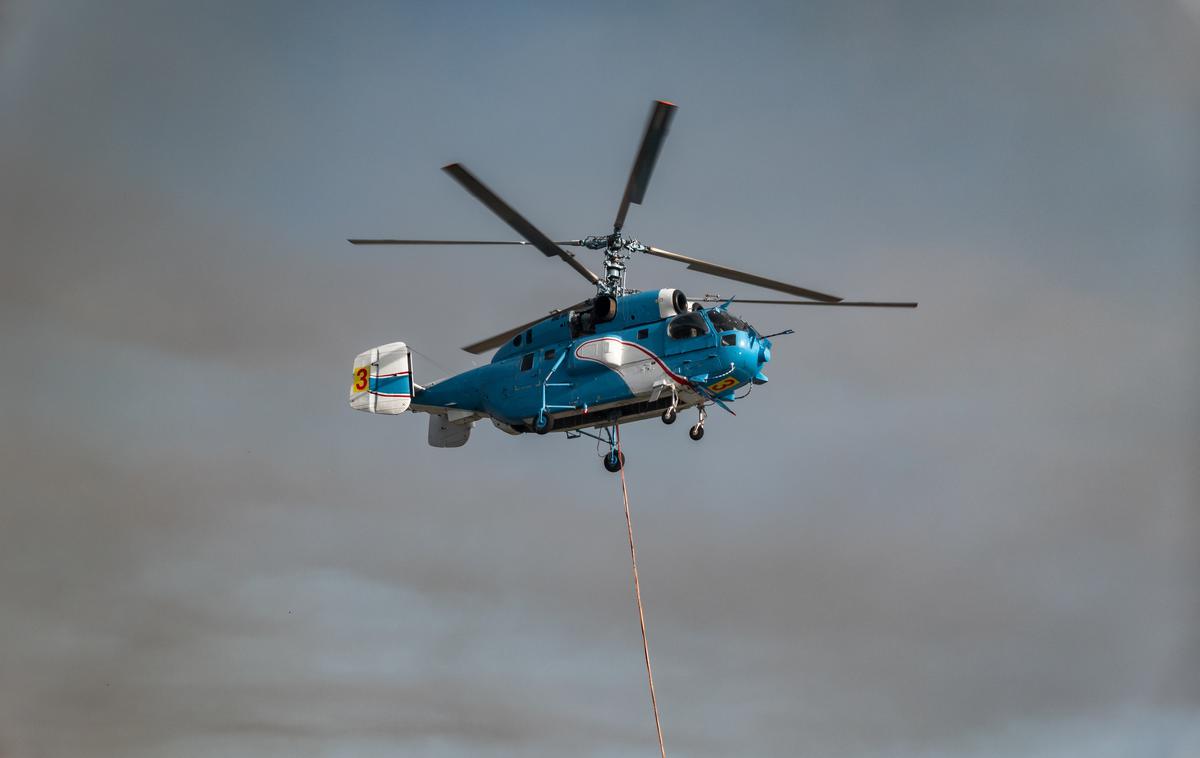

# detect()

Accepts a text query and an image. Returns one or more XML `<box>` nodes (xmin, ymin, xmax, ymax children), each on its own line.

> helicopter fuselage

<box><xmin>412</xmin><ymin>289</ymin><xmax>770</xmax><ymax>434</ymax></box>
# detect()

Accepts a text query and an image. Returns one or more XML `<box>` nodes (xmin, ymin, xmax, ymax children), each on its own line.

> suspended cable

<box><xmin>615</xmin><ymin>422</ymin><xmax>667</xmax><ymax>758</ymax></box>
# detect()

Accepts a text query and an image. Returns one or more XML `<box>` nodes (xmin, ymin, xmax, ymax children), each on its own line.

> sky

<box><xmin>1</xmin><ymin>1</ymin><xmax>1198</xmax><ymax>756</ymax></box>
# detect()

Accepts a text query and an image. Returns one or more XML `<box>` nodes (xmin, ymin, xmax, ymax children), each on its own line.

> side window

<box><xmin>668</xmin><ymin>312</ymin><xmax>709</xmax><ymax>340</ymax></box>
<box><xmin>721</xmin><ymin>333</ymin><xmax>737</xmax><ymax>346</ymax></box>
<box><xmin>520</xmin><ymin>353</ymin><xmax>534</xmax><ymax>371</ymax></box>
<box><xmin>637</xmin><ymin>328</ymin><xmax>649</xmax><ymax>340</ymax></box>
<box><xmin>525</xmin><ymin>328</ymin><xmax>534</xmax><ymax>344</ymax></box>
<box><xmin>512</xmin><ymin>334</ymin><xmax>522</xmax><ymax>347</ymax></box>
<box><xmin>543</xmin><ymin>348</ymin><xmax>556</xmax><ymax>361</ymax></box>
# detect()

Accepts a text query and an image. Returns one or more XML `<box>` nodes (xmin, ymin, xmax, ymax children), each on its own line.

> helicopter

<box><xmin>348</xmin><ymin>101</ymin><xmax>916</xmax><ymax>472</ymax></box>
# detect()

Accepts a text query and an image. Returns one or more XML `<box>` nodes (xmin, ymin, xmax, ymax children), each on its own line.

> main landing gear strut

<box><xmin>566</xmin><ymin>401</ymin><xmax>708</xmax><ymax>473</ymax></box>
<box><xmin>604</xmin><ymin>447</ymin><xmax>626</xmax><ymax>473</ymax></box>
<box><xmin>602</xmin><ymin>424</ymin><xmax>625</xmax><ymax>472</ymax></box>
<box><xmin>564</xmin><ymin>424</ymin><xmax>628</xmax><ymax>473</ymax></box>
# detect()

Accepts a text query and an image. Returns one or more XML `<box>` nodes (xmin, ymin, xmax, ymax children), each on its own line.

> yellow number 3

<box><xmin>708</xmin><ymin>376</ymin><xmax>738</xmax><ymax>392</ymax></box>
<box><xmin>353</xmin><ymin>366</ymin><xmax>370</xmax><ymax>393</ymax></box>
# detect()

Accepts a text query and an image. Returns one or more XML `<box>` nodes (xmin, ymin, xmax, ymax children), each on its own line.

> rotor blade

<box><xmin>351</xmin><ymin>239</ymin><xmax>534</xmax><ymax>246</ymax></box>
<box><xmin>462</xmin><ymin>301</ymin><xmax>591</xmax><ymax>355</ymax></box>
<box><xmin>614</xmin><ymin>100</ymin><xmax>678</xmax><ymax>233</ymax></box>
<box><xmin>442</xmin><ymin>163</ymin><xmax>600</xmax><ymax>284</ymax></box>
<box><xmin>348</xmin><ymin>239</ymin><xmax>586</xmax><ymax>246</ymax></box>
<box><xmin>644</xmin><ymin>246</ymin><xmax>842</xmax><ymax>303</ymax></box>
<box><xmin>702</xmin><ymin>298</ymin><xmax>917</xmax><ymax>308</ymax></box>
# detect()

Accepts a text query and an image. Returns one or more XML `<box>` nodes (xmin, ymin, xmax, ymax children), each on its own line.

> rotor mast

<box><xmin>576</xmin><ymin>234</ymin><xmax>641</xmax><ymax>297</ymax></box>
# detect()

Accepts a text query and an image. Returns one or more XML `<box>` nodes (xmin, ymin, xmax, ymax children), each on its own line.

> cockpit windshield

<box><xmin>707</xmin><ymin>309</ymin><xmax>757</xmax><ymax>337</ymax></box>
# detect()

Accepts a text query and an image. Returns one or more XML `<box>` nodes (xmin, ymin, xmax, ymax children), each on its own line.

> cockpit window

<box><xmin>708</xmin><ymin>309</ymin><xmax>756</xmax><ymax>336</ymax></box>
<box><xmin>668</xmin><ymin>311</ymin><xmax>710</xmax><ymax>339</ymax></box>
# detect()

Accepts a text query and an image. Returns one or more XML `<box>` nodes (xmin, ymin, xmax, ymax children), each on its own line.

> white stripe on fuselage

<box><xmin>573</xmin><ymin>337</ymin><xmax>691</xmax><ymax>396</ymax></box>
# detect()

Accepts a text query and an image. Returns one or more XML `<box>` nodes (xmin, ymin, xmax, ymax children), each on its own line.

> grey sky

<box><xmin>1</xmin><ymin>1</ymin><xmax>1197</xmax><ymax>756</ymax></box>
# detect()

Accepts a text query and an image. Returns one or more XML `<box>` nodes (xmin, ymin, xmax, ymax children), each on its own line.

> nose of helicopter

<box><xmin>719</xmin><ymin>332</ymin><xmax>771</xmax><ymax>388</ymax></box>
<box><xmin>753</xmin><ymin>338</ymin><xmax>771</xmax><ymax>384</ymax></box>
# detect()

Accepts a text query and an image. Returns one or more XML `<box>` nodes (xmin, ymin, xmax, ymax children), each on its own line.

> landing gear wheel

<box><xmin>534</xmin><ymin>412</ymin><xmax>553</xmax><ymax>435</ymax></box>
<box><xmin>689</xmin><ymin>424</ymin><xmax>705</xmax><ymax>441</ymax></box>
<box><xmin>603</xmin><ymin>450</ymin><xmax>625</xmax><ymax>473</ymax></box>
<box><xmin>661</xmin><ymin>406</ymin><xmax>677</xmax><ymax>425</ymax></box>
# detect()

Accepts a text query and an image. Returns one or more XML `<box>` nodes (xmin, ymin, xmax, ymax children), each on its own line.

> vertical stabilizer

<box><xmin>349</xmin><ymin>341</ymin><xmax>412</xmax><ymax>414</ymax></box>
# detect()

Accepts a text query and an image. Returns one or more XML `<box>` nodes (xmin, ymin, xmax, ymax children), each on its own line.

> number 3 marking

<box><xmin>353</xmin><ymin>366</ymin><xmax>370</xmax><ymax>393</ymax></box>
<box><xmin>708</xmin><ymin>376</ymin><xmax>738</xmax><ymax>392</ymax></box>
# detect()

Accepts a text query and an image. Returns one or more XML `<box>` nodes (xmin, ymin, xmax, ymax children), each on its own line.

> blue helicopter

<box><xmin>349</xmin><ymin>101</ymin><xmax>916</xmax><ymax>472</ymax></box>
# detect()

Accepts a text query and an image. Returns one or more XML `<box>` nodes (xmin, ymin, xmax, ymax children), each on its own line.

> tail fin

<box><xmin>349</xmin><ymin>341</ymin><xmax>413</xmax><ymax>414</ymax></box>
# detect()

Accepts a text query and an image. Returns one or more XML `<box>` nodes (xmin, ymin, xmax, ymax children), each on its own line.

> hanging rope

<box><xmin>615</xmin><ymin>422</ymin><xmax>667</xmax><ymax>758</ymax></box>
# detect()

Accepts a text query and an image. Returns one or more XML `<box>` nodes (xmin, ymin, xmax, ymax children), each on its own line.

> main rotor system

<box><xmin>350</xmin><ymin>100</ymin><xmax>915</xmax><ymax>351</ymax></box>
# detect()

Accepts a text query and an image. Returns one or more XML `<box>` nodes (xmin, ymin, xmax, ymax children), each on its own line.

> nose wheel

<box><xmin>661</xmin><ymin>387</ymin><xmax>679</xmax><ymax>425</ymax></box>
<box><xmin>688</xmin><ymin>404</ymin><xmax>707</xmax><ymax>441</ymax></box>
